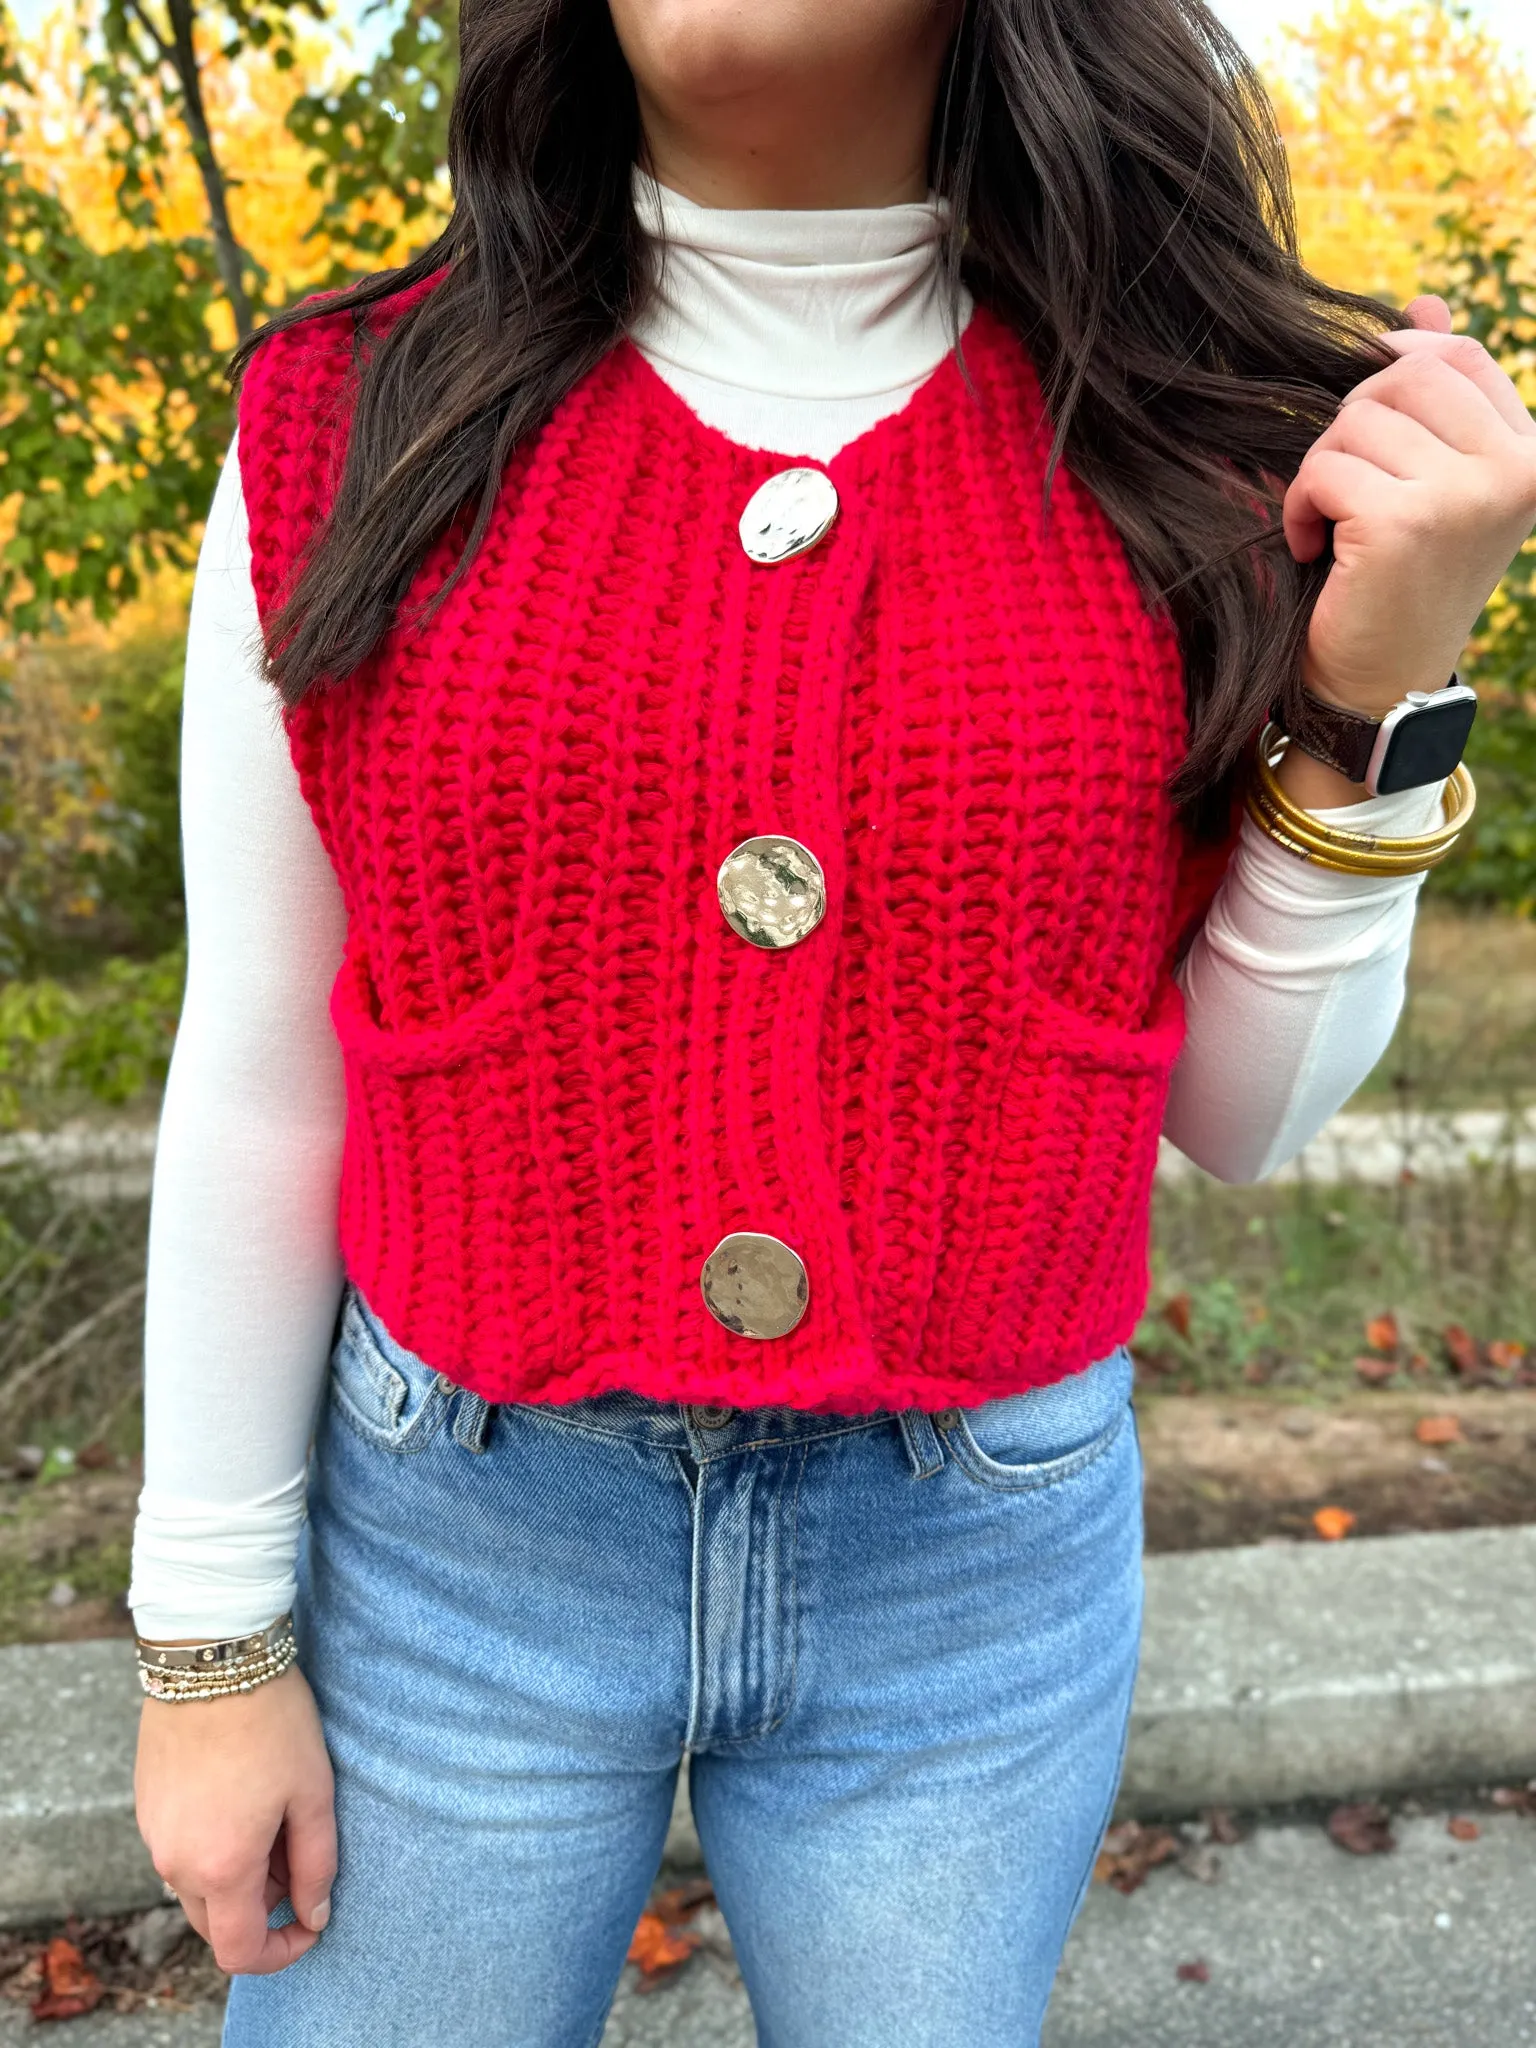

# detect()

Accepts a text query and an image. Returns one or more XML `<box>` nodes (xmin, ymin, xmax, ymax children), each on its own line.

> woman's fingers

<box><xmin>1359</xmin><ymin>330</ymin><xmax>1536</xmax><ymax>440</ymax></box>
<box><xmin>1321</xmin><ymin>395</ymin><xmax>1459</xmax><ymax>482</ymax></box>
<box><xmin>282</xmin><ymin>1785</ymin><xmax>339</xmax><ymax>1934</ymax></box>
<box><xmin>1402</xmin><ymin>293</ymin><xmax>1453</xmax><ymax>334</ymax></box>
<box><xmin>203</xmin><ymin>1873</ymin><xmax>320</xmax><ymax>1976</ymax></box>
<box><xmin>1282</xmin><ymin>449</ymin><xmax>1402</xmax><ymax>562</ymax></box>
<box><xmin>134</xmin><ymin>1665</ymin><xmax>338</xmax><ymax>1978</ymax></box>
<box><xmin>1342</xmin><ymin>348</ymin><xmax>1522</xmax><ymax>457</ymax></box>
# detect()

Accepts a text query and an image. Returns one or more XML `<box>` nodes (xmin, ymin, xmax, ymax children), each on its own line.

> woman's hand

<box><xmin>135</xmin><ymin>1666</ymin><xmax>336</xmax><ymax>1976</ymax></box>
<box><xmin>1285</xmin><ymin>294</ymin><xmax>1536</xmax><ymax>721</ymax></box>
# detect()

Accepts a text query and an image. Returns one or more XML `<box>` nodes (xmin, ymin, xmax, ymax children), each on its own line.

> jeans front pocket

<box><xmin>329</xmin><ymin>1280</ymin><xmax>453</xmax><ymax>1454</ymax></box>
<box><xmin>938</xmin><ymin>1344</ymin><xmax>1134</xmax><ymax>1492</ymax></box>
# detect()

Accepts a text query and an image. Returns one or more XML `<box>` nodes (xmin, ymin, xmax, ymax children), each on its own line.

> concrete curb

<box><xmin>0</xmin><ymin>1640</ymin><xmax>161</xmax><ymax>1926</ymax></box>
<box><xmin>4</xmin><ymin>1526</ymin><xmax>1534</xmax><ymax>1925</ymax></box>
<box><xmin>1120</xmin><ymin>1523</ymin><xmax>1536</xmax><ymax>1817</ymax></box>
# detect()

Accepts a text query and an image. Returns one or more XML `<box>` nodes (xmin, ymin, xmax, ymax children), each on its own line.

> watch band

<box><xmin>1268</xmin><ymin>689</ymin><xmax>1382</xmax><ymax>783</ymax></box>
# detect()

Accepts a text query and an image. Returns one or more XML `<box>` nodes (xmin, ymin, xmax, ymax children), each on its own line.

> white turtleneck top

<box><xmin>128</xmin><ymin>177</ymin><xmax>1442</xmax><ymax>1636</ymax></box>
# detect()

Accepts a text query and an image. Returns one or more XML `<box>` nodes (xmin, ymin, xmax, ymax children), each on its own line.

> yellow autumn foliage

<box><xmin>1271</xmin><ymin>0</ymin><xmax>1536</xmax><ymax>308</ymax></box>
<box><xmin>8</xmin><ymin>5</ymin><xmax>442</xmax><ymax>349</ymax></box>
<box><xmin>3</xmin><ymin>0</ymin><xmax>1532</xmax><ymax>641</ymax></box>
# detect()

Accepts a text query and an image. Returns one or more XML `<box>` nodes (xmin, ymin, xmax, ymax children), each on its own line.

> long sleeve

<box><xmin>1164</xmin><ymin>783</ymin><xmax>1444</xmax><ymax>1184</ymax></box>
<box><xmin>128</xmin><ymin>432</ymin><xmax>351</xmax><ymax>1640</ymax></box>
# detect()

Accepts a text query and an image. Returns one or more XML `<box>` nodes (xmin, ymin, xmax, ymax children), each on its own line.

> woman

<box><xmin>130</xmin><ymin>0</ymin><xmax>1536</xmax><ymax>2041</ymax></box>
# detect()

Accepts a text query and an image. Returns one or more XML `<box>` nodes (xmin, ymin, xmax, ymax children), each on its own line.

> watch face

<box><xmin>1376</xmin><ymin>696</ymin><xmax>1478</xmax><ymax>794</ymax></box>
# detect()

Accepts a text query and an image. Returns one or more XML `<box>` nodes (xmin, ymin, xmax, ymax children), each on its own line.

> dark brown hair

<box><xmin>236</xmin><ymin>0</ymin><xmax>1409</xmax><ymax>833</ymax></box>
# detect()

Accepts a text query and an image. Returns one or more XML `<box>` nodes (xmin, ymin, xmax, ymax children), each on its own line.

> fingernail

<box><xmin>310</xmin><ymin>1897</ymin><xmax>330</xmax><ymax>1931</ymax></box>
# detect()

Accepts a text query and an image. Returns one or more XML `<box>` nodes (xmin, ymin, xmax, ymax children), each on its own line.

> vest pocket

<box><xmin>329</xmin><ymin>1280</ymin><xmax>452</xmax><ymax>1453</ymax></box>
<box><xmin>327</xmin><ymin>926</ymin><xmax>537</xmax><ymax>1074</ymax></box>
<box><xmin>923</xmin><ymin>975</ymin><xmax>1185</xmax><ymax>1385</ymax></box>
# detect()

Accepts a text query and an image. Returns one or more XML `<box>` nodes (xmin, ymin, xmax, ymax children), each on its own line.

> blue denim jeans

<box><xmin>223</xmin><ymin>1281</ymin><xmax>1143</xmax><ymax>2048</ymax></box>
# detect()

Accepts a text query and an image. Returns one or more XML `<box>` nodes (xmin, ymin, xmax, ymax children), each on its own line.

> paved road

<box><xmin>5</xmin><ymin>1809</ymin><xmax>1531</xmax><ymax>2046</ymax></box>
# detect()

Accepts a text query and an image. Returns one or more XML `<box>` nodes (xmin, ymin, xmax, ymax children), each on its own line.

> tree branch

<box><xmin>119</xmin><ymin>0</ymin><xmax>175</xmax><ymax>65</ymax></box>
<box><xmin>161</xmin><ymin>0</ymin><xmax>256</xmax><ymax>338</ymax></box>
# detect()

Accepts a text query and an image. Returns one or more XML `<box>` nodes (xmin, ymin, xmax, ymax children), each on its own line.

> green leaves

<box><xmin>89</xmin><ymin>0</ymin><xmax>325</xmax><ymax>226</ymax></box>
<box><xmin>287</xmin><ymin>0</ymin><xmax>455</xmax><ymax>274</ymax></box>
<box><xmin>0</xmin><ymin>158</ymin><xmax>230</xmax><ymax>629</ymax></box>
<box><xmin>86</xmin><ymin>0</ymin><xmax>327</xmax><ymax>335</ymax></box>
<box><xmin>0</xmin><ymin>947</ymin><xmax>186</xmax><ymax>1127</ymax></box>
<box><xmin>1423</xmin><ymin>207</ymin><xmax>1536</xmax><ymax>915</ymax></box>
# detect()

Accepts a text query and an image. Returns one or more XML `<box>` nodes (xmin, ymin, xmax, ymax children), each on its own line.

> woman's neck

<box><xmin>628</xmin><ymin>169</ymin><xmax>968</xmax><ymax>411</ymax></box>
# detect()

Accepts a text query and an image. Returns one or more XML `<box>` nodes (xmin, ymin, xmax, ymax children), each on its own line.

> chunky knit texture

<box><xmin>238</xmin><ymin>294</ymin><xmax>1236</xmax><ymax>1415</ymax></box>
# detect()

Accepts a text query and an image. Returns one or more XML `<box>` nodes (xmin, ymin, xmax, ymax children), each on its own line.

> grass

<box><xmin>1139</xmin><ymin>1166</ymin><xmax>1535</xmax><ymax>1396</ymax></box>
<box><xmin>1138</xmin><ymin>900</ymin><xmax>1536</xmax><ymax>1397</ymax></box>
<box><xmin>1354</xmin><ymin>902</ymin><xmax>1536</xmax><ymax>1109</ymax></box>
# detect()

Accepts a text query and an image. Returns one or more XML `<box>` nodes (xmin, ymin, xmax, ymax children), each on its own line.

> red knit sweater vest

<box><xmin>238</xmin><ymin>293</ymin><xmax>1235</xmax><ymax>1414</ymax></box>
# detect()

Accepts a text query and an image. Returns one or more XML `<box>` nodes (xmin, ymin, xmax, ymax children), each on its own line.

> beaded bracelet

<box><xmin>1247</xmin><ymin>724</ymin><xmax>1476</xmax><ymax>878</ymax></box>
<box><xmin>136</xmin><ymin>1613</ymin><xmax>298</xmax><ymax>1702</ymax></box>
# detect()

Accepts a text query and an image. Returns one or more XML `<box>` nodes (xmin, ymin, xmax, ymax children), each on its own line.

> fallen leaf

<box><xmin>1176</xmin><ymin>1960</ymin><xmax>1211</xmax><ymax>1983</ymax></box>
<box><xmin>1365</xmin><ymin>1313</ymin><xmax>1400</xmax><ymax>1353</ymax></box>
<box><xmin>1406</xmin><ymin>1352</ymin><xmax>1431</xmax><ymax>1378</ymax></box>
<box><xmin>627</xmin><ymin>1912</ymin><xmax>700</xmax><ymax>1981</ymax></box>
<box><xmin>1486</xmin><ymin>1341</ymin><xmax>1527</xmax><ymax>1373</ymax></box>
<box><xmin>1414</xmin><ymin>1415</ymin><xmax>1463</xmax><ymax>1447</ymax></box>
<box><xmin>1178</xmin><ymin>1842</ymin><xmax>1223</xmax><ymax>1884</ymax></box>
<box><xmin>75</xmin><ymin>1441</ymin><xmax>113</xmax><ymax>1471</ymax></box>
<box><xmin>1312</xmin><ymin>1505</ymin><xmax>1356</xmax><ymax>1541</ymax></box>
<box><xmin>1161</xmin><ymin>1293</ymin><xmax>1193</xmax><ymax>1339</ymax></box>
<box><xmin>30</xmin><ymin>1937</ymin><xmax>106</xmax><ymax>2022</ymax></box>
<box><xmin>648</xmin><ymin>1879</ymin><xmax>716</xmax><ymax>1926</ymax></box>
<box><xmin>1442</xmin><ymin>1325</ymin><xmax>1480</xmax><ymax>1378</ymax></box>
<box><xmin>1092</xmin><ymin>1820</ymin><xmax>1182</xmax><ymax>1894</ymax></box>
<box><xmin>1446</xmin><ymin>1817</ymin><xmax>1480</xmax><ymax>1842</ymax></box>
<box><xmin>1327</xmin><ymin>1802</ymin><xmax>1395</xmax><ymax>1855</ymax></box>
<box><xmin>1204</xmin><ymin>1807</ymin><xmax>1244</xmax><ymax>1846</ymax></box>
<box><xmin>1354</xmin><ymin>1356</ymin><xmax>1398</xmax><ymax>1386</ymax></box>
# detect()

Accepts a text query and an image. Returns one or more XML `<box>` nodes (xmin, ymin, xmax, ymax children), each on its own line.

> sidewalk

<box><xmin>615</xmin><ymin>1808</ymin><xmax>1536</xmax><ymax>2047</ymax></box>
<box><xmin>2</xmin><ymin>1808</ymin><xmax>1531</xmax><ymax>2046</ymax></box>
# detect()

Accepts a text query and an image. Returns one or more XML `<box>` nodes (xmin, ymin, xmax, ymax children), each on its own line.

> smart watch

<box><xmin>1269</xmin><ymin>676</ymin><xmax>1478</xmax><ymax>796</ymax></box>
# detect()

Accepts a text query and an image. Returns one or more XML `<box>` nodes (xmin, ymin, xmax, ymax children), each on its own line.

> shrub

<box><xmin>0</xmin><ymin>947</ymin><xmax>185</xmax><ymax>1128</ymax></box>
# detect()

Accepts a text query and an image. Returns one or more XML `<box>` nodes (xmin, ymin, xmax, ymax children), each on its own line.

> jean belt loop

<box><xmin>451</xmin><ymin>1388</ymin><xmax>494</xmax><ymax>1454</ymax></box>
<box><xmin>898</xmin><ymin>1407</ymin><xmax>945</xmax><ymax>1480</ymax></box>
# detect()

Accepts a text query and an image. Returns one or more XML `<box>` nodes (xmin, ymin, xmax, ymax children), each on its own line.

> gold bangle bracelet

<box><xmin>135</xmin><ymin>1614</ymin><xmax>298</xmax><ymax>1702</ymax></box>
<box><xmin>1245</xmin><ymin>781</ymin><xmax>1472</xmax><ymax>876</ymax></box>
<box><xmin>1246</xmin><ymin>724</ymin><xmax>1476</xmax><ymax>877</ymax></box>
<box><xmin>1246</xmin><ymin>777</ymin><xmax>1473</xmax><ymax>874</ymax></box>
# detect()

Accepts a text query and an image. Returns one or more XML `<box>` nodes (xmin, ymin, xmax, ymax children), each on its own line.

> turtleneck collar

<box><xmin>628</xmin><ymin>168</ymin><xmax>970</xmax><ymax>403</ymax></box>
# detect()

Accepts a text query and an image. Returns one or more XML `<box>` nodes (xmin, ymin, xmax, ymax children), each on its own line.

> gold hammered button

<box><xmin>717</xmin><ymin>836</ymin><xmax>827</xmax><ymax>949</ymax></box>
<box><xmin>738</xmin><ymin>468</ymin><xmax>840</xmax><ymax>564</ymax></box>
<box><xmin>700</xmin><ymin>1232</ymin><xmax>809</xmax><ymax>1340</ymax></box>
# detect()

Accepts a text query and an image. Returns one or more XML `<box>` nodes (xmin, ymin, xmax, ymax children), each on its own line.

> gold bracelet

<box><xmin>136</xmin><ymin>1614</ymin><xmax>298</xmax><ymax>1702</ymax></box>
<box><xmin>1246</xmin><ymin>724</ymin><xmax>1476</xmax><ymax>877</ymax></box>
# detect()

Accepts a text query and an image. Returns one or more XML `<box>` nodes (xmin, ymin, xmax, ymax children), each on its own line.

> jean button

<box><xmin>694</xmin><ymin>1406</ymin><xmax>734</xmax><ymax>1430</ymax></box>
